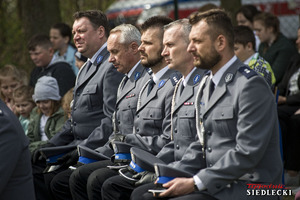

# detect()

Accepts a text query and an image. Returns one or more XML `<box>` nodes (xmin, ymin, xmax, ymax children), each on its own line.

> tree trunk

<box><xmin>221</xmin><ymin>0</ymin><xmax>241</xmax><ymax>25</ymax></box>
<box><xmin>18</xmin><ymin>0</ymin><xmax>61</xmax><ymax>41</ymax></box>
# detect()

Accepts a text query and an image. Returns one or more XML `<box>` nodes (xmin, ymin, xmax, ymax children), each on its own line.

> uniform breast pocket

<box><xmin>82</xmin><ymin>84</ymin><xmax>98</xmax><ymax>110</ymax></box>
<box><xmin>141</xmin><ymin>107</ymin><xmax>163</xmax><ymax>129</ymax></box>
<box><xmin>211</xmin><ymin>105</ymin><xmax>235</xmax><ymax>138</ymax></box>
<box><xmin>177</xmin><ymin>109</ymin><xmax>196</xmax><ymax>138</ymax></box>
<box><xmin>118</xmin><ymin>102</ymin><xmax>137</xmax><ymax>128</ymax></box>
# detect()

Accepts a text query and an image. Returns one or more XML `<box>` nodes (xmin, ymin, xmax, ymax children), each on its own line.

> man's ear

<box><xmin>215</xmin><ymin>34</ymin><xmax>226</xmax><ymax>52</ymax></box>
<box><xmin>246</xmin><ymin>42</ymin><xmax>254</xmax><ymax>51</ymax></box>
<box><xmin>129</xmin><ymin>42</ymin><xmax>140</xmax><ymax>54</ymax></box>
<box><xmin>97</xmin><ymin>26</ymin><xmax>105</xmax><ymax>39</ymax></box>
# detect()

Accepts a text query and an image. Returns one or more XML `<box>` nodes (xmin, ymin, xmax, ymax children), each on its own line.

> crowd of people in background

<box><xmin>0</xmin><ymin>2</ymin><xmax>299</xmax><ymax>200</ymax></box>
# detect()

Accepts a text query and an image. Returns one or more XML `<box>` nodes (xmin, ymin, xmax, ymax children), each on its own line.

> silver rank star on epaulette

<box><xmin>184</xmin><ymin>102</ymin><xmax>194</xmax><ymax>106</ymax></box>
<box><xmin>173</xmin><ymin>76</ymin><xmax>178</xmax><ymax>83</ymax></box>
<box><xmin>126</xmin><ymin>94</ymin><xmax>135</xmax><ymax>99</ymax></box>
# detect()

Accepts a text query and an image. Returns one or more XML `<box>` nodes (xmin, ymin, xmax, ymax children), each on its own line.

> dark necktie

<box><xmin>85</xmin><ymin>60</ymin><xmax>92</xmax><ymax>75</ymax></box>
<box><xmin>179</xmin><ymin>82</ymin><xmax>185</xmax><ymax>96</ymax></box>
<box><xmin>147</xmin><ymin>78</ymin><xmax>155</xmax><ymax>96</ymax></box>
<box><xmin>209</xmin><ymin>78</ymin><xmax>215</xmax><ymax>100</ymax></box>
<box><xmin>121</xmin><ymin>76</ymin><xmax>129</xmax><ymax>90</ymax></box>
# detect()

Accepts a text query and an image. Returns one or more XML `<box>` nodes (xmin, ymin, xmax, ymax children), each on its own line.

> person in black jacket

<box><xmin>28</xmin><ymin>34</ymin><xmax>76</xmax><ymax>97</ymax></box>
<box><xmin>277</xmin><ymin>27</ymin><xmax>300</xmax><ymax>186</ymax></box>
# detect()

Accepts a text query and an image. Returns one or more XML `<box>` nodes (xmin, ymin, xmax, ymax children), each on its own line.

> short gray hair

<box><xmin>110</xmin><ymin>24</ymin><xmax>141</xmax><ymax>45</ymax></box>
<box><xmin>163</xmin><ymin>19</ymin><xmax>191</xmax><ymax>43</ymax></box>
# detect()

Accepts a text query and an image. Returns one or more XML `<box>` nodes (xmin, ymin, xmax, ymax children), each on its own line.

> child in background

<box><xmin>0</xmin><ymin>64</ymin><xmax>25</xmax><ymax>112</ymax></box>
<box><xmin>12</xmin><ymin>85</ymin><xmax>36</xmax><ymax>135</ymax></box>
<box><xmin>27</xmin><ymin>76</ymin><xmax>66</xmax><ymax>153</ymax></box>
<box><xmin>61</xmin><ymin>87</ymin><xmax>74</xmax><ymax>120</ymax></box>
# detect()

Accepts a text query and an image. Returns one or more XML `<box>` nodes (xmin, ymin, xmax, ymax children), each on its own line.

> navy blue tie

<box><xmin>147</xmin><ymin>78</ymin><xmax>155</xmax><ymax>96</ymax></box>
<box><xmin>209</xmin><ymin>79</ymin><xmax>215</xmax><ymax>99</ymax></box>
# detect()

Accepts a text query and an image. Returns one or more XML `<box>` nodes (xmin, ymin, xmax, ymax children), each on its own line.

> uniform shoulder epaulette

<box><xmin>238</xmin><ymin>65</ymin><xmax>257</xmax><ymax>79</ymax></box>
<box><xmin>146</xmin><ymin>68</ymin><xmax>153</xmax><ymax>75</ymax></box>
<box><xmin>170</xmin><ymin>72</ymin><xmax>182</xmax><ymax>86</ymax></box>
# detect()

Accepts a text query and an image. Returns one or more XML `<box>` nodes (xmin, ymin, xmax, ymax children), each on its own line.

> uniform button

<box><xmin>174</xmin><ymin>128</ymin><xmax>177</xmax><ymax>133</ymax></box>
<box><xmin>137</xmin><ymin>115</ymin><xmax>139</xmax><ymax>118</ymax></box>
<box><xmin>221</xmin><ymin>113</ymin><xmax>224</xmax><ymax>116</ymax></box>
<box><xmin>128</xmin><ymin>105</ymin><xmax>131</xmax><ymax>108</ymax></box>
<box><xmin>249</xmin><ymin>174</ymin><xmax>254</xmax><ymax>179</ymax></box>
<box><xmin>118</xmin><ymin>121</ymin><xmax>120</xmax><ymax>124</ymax></box>
<box><xmin>207</xmin><ymin>147</ymin><xmax>212</xmax><ymax>152</ymax></box>
<box><xmin>73</xmin><ymin>122</ymin><xmax>77</xmax><ymax>126</ymax></box>
<box><xmin>216</xmin><ymin>184</ymin><xmax>221</xmax><ymax>189</ymax></box>
<box><xmin>150</xmin><ymin>114</ymin><xmax>152</xmax><ymax>117</ymax></box>
<box><xmin>73</xmin><ymin>106</ymin><xmax>76</xmax><ymax>110</ymax></box>
<box><xmin>77</xmin><ymin>93</ymin><xmax>80</xmax><ymax>96</ymax></box>
<box><xmin>207</xmin><ymin>130</ymin><xmax>211</xmax><ymax>136</ymax></box>
<box><xmin>136</xmin><ymin>128</ymin><xmax>139</xmax><ymax>132</ymax></box>
<box><xmin>87</xmin><ymin>90</ymin><xmax>89</xmax><ymax>92</ymax></box>
<box><xmin>176</xmin><ymin>145</ymin><xmax>179</xmax><ymax>149</ymax></box>
<box><xmin>209</xmin><ymin>163</ymin><xmax>213</xmax><ymax>167</ymax></box>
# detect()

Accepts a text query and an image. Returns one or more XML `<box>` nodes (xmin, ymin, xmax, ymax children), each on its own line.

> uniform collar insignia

<box><xmin>134</xmin><ymin>72</ymin><xmax>141</xmax><ymax>81</ymax></box>
<box><xmin>225</xmin><ymin>73</ymin><xmax>233</xmax><ymax>83</ymax></box>
<box><xmin>158</xmin><ymin>80</ymin><xmax>166</xmax><ymax>88</ymax></box>
<box><xmin>193</xmin><ymin>74</ymin><xmax>201</xmax><ymax>84</ymax></box>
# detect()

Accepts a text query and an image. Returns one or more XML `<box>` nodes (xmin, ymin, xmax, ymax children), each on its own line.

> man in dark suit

<box><xmin>101</xmin><ymin>19</ymin><xmax>207</xmax><ymax>200</ymax></box>
<box><xmin>0</xmin><ymin>100</ymin><xmax>35</xmax><ymax>200</ymax></box>
<box><xmin>31</xmin><ymin>10</ymin><xmax>123</xmax><ymax>200</ymax></box>
<box><xmin>68</xmin><ymin>16</ymin><xmax>178</xmax><ymax>200</ymax></box>
<box><xmin>131</xmin><ymin>9</ymin><xmax>282</xmax><ymax>200</ymax></box>
<box><xmin>49</xmin><ymin>23</ymin><xmax>151</xmax><ymax>200</ymax></box>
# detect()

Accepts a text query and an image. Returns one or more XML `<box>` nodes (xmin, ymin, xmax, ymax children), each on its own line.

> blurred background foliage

<box><xmin>0</xmin><ymin>0</ymin><xmax>114</xmax><ymax>74</ymax></box>
<box><xmin>0</xmin><ymin>0</ymin><xmax>241</xmax><ymax>74</ymax></box>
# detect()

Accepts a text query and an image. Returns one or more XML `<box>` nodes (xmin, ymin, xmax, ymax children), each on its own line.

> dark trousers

<box><xmin>285</xmin><ymin>114</ymin><xmax>300</xmax><ymax>170</ymax></box>
<box><xmin>102</xmin><ymin>175</ymin><xmax>136</xmax><ymax>200</ymax></box>
<box><xmin>69</xmin><ymin>160</ymin><xmax>117</xmax><ymax>200</ymax></box>
<box><xmin>50</xmin><ymin>169</ymin><xmax>73</xmax><ymax>200</ymax></box>
<box><xmin>130</xmin><ymin>183</ymin><xmax>217</xmax><ymax>200</ymax></box>
<box><xmin>32</xmin><ymin>160</ymin><xmax>52</xmax><ymax>200</ymax></box>
<box><xmin>277</xmin><ymin>105</ymin><xmax>300</xmax><ymax>166</ymax></box>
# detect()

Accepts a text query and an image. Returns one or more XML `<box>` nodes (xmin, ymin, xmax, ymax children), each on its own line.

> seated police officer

<box><xmin>101</xmin><ymin>19</ymin><xmax>207</xmax><ymax>200</ymax></box>
<box><xmin>131</xmin><ymin>9</ymin><xmax>283</xmax><ymax>200</ymax></box>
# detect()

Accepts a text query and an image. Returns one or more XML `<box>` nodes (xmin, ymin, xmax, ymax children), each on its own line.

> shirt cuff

<box><xmin>193</xmin><ymin>175</ymin><xmax>206</xmax><ymax>191</ymax></box>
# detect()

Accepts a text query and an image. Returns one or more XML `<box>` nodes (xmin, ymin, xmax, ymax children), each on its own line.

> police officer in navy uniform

<box><xmin>68</xmin><ymin>16</ymin><xmax>179</xmax><ymax>200</ymax></box>
<box><xmin>49</xmin><ymin>23</ymin><xmax>151</xmax><ymax>200</ymax></box>
<box><xmin>31</xmin><ymin>10</ymin><xmax>123</xmax><ymax>200</ymax></box>
<box><xmin>0</xmin><ymin>100</ymin><xmax>35</xmax><ymax>200</ymax></box>
<box><xmin>131</xmin><ymin>9</ymin><xmax>282</xmax><ymax>200</ymax></box>
<box><xmin>101</xmin><ymin>19</ymin><xmax>207</xmax><ymax>200</ymax></box>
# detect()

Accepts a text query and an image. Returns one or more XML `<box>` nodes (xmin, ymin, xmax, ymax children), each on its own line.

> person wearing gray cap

<box><xmin>27</xmin><ymin>76</ymin><xmax>65</xmax><ymax>153</ymax></box>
